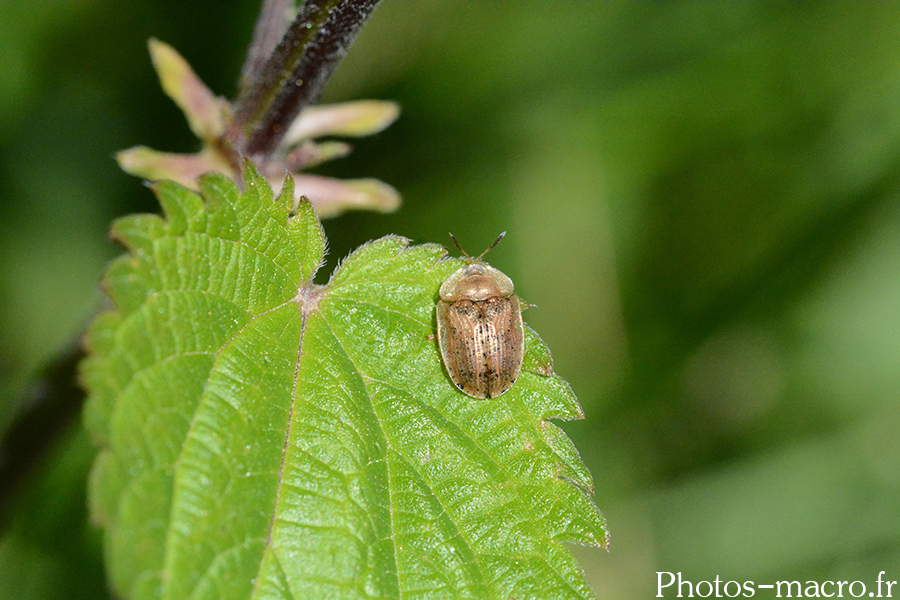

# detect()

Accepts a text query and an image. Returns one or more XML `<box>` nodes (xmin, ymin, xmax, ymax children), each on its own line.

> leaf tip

<box><xmin>277</xmin><ymin>172</ymin><xmax>295</xmax><ymax>207</ymax></box>
<box><xmin>282</xmin><ymin>99</ymin><xmax>402</xmax><ymax>145</ymax></box>
<box><xmin>148</xmin><ymin>38</ymin><xmax>224</xmax><ymax>140</ymax></box>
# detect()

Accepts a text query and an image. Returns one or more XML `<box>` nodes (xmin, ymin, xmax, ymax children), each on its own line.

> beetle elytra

<box><xmin>436</xmin><ymin>232</ymin><xmax>524</xmax><ymax>399</ymax></box>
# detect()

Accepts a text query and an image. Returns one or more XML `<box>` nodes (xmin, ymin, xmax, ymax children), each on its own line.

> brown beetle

<box><xmin>436</xmin><ymin>232</ymin><xmax>524</xmax><ymax>399</ymax></box>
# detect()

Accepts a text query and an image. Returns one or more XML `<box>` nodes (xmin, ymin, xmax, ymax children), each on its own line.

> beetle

<box><xmin>436</xmin><ymin>232</ymin><xmax>524</xmax><ymax>399</ymax></box>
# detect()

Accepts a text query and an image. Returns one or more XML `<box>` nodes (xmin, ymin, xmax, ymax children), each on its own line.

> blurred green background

<box><xmin>2</xmin><ymin>2</ymin><xmax>899</xmax><ymax>598</ymax></box>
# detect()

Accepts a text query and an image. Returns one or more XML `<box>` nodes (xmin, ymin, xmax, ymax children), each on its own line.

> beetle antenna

<box><xmin>448</xmin><ymin>233</ymin><xmax>472</xmax><ymax>260</ymax></box>
<box><xmin>476</xmin><ymin>231</ymin><xmax>506</xmax><ymax>261</ymax></box>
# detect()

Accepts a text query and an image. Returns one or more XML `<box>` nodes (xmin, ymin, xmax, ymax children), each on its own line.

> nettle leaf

<box><xmin>81</xmin><ymin>163</ymin><xmax>608</xmax><ymax>600</ymax></box>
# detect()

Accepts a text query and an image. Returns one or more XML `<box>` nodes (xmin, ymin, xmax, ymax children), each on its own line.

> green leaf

<box><xmin>81</xmin><ymin>162</ymin><xmax>607</xmax><ymax>600</ymax></box>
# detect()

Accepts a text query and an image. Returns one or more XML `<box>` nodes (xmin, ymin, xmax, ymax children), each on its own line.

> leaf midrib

<box><xmin>247</xmin><ymin>293</ymin><xmax>306</xmax><ymax>600</ymax></box>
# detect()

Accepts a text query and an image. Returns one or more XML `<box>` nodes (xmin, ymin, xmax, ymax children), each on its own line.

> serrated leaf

<box><xmin>81</xmin><ymin>162</ymin><xmax>607</xmax><ymax>600</ymax></box>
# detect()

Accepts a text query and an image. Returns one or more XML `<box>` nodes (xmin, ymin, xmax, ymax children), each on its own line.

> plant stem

<box><xmin>0</xmin><ymin>344</ymin><xmax>85</xmax><ymax>525</ymax></box>
<box><xmin>235</xmin><ymin>0</ymin><xmax>383</xmax><ymax>157</ymax></box>
<box><xmin>239</xmin><ymin>0</ymin><xmax>294</xmax><ymax>94</ymax></box>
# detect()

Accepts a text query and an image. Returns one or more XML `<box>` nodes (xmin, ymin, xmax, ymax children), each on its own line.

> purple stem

<box><xmin>235</xmin><ymin>0</ymin><xmax>383</xmax><ymax>157</ymax></box>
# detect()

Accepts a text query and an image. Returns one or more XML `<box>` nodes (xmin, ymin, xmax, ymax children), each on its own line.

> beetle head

<box><xmin>441</xmin><ymin>233</ymin><xmax>514</xmax><ymax>302</ymax></box>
